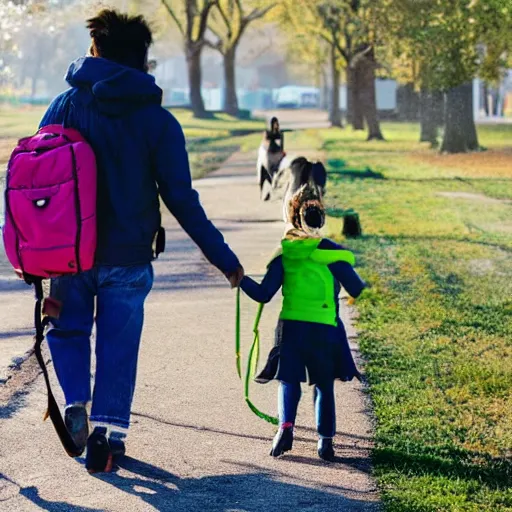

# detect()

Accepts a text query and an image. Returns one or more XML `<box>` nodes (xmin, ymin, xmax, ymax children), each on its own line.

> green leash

<box><xmin>236</xmin><ymin>288</ymin><xmax>278</xmax><ymax>425</ymax></box>
<box><xmin>236</xmin><ymin>287</ymin><xmax>242</xmax><ymax>378</ymax></box>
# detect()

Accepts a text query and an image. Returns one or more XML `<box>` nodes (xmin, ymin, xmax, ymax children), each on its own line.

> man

<box><xmin>40</xmin><ymin>10</ymin><xmax>244</xmax><ymax>473</ymax></box>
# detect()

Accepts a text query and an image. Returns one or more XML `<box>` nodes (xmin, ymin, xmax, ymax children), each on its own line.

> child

<box><xmin>240</xmin><ymin>186</ymin><xmax>366</xmax><ymax>461</ymax></box>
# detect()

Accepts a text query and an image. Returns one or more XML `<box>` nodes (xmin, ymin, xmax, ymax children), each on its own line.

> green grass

<box><xmin>0</xmin><ymin>105</ymin><xmax>264</xmax><ymax>178</ymax></box>
<box><xmin>302</xmin><ymin>123</ymin><xmax>512</xmax><ymax>511</ymax></box>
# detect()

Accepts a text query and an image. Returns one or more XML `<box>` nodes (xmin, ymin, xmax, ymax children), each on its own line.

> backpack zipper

<box><xmin>69</xmin><ymin>145</ymin><xmax>82</xmax><ymax>273</ymax></box>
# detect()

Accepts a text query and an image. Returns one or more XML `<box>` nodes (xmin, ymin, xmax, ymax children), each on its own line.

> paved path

<box><xmin>0</xmin><ymin>152</ymin><xmax>379</xmax><ymax>511</ymax></box>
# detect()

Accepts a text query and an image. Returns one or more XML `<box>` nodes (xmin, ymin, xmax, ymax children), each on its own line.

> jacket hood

<box><xmin>66</xmin><ymin>57</ymin><xmax>162</xmax><ymax>116</ymax></box>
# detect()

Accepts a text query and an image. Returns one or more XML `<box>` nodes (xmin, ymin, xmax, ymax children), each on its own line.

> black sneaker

<box><xmin>64</xmin><ymin>405</ymin><xmax>89</xmax><ymax>456</ymax></box>
<box><xmin>318</xmin><ymin>438</ymin><xmax>335</xmax><ymax>462</ymax></box>
<box><xmin>86</xmin><ymin>427</ymin><xmax>113</xmax><ymax>473</ymax></box>
<box><xmin>270</xmin><ymin>427</ymin><xmax>294</xmax><ymax>457</ymax></box>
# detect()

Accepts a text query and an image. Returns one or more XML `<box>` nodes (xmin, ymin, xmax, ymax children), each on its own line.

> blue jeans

<box><xmin>46</xmin><ymin>265</ymin><xmax>153</xmax><ymax>430</ymax></box>
<box><xmin>278</xmin><ymin>380</ymin><xmax>336</xmax><ymax>438</ymax></box>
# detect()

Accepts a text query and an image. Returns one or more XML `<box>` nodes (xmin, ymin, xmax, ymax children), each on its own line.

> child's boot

<box><xmin>270</xmin><ymin>423</ymin><xmax>294</xmax><ymax>457</ymax></box>
<box><xmin>317</xmin><ymin>438</ymin><xmax>335</xmax><ymax>462</ymax></box>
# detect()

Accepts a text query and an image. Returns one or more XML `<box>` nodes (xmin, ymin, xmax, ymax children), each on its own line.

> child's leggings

<box><xmin>278</xmin><ymin>380</ymin><xmax>336</xmax><ymax>438</ymax></box>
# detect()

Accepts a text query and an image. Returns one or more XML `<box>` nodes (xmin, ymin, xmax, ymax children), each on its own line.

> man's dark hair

<box><xmin>87</xmin><ymin>10</ymin><xmax>153</xmax><ymax>71</ymax></box>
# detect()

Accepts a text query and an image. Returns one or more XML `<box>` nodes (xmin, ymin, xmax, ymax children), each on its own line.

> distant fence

<box><xmin>0</xmin><ymin>95</ymin><xmax>50</xmax><ymax>106</ymax></box>
<box><xmin>162</xmin><ymin>81</ymin><xmax>398</xmax><ymax>113</ymax></box>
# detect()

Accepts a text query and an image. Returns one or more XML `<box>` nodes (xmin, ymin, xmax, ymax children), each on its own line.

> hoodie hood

<box><xmin>66</xmin><ymin>57</ymin><xmax>163</xmax><ymax>116</ymax></box>
<box><xmin>281</xmin><ymin>238</ymin><xmax>321</xmax><ymax>260</ymax></box>
<box><xmin>280</xmin><ymin>237</ymin><xmax>355</xmax><ymax>266</ymax></box>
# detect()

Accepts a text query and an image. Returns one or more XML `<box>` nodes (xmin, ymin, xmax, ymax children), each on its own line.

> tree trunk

<box><xmin>433</xmin><ymin>91</ymin><xmax>444</xmax><ymax>127</ymax></box>
<box><xmin>491</xmin><ymin>88</ymin><xmax>499</xmax><ymax>116</ymax></box>
<box><xmin>483</xmin><ymin>83</ymin><xmax>490</xmax><ymax>116</ymax></box>
<box><xmin>329</xmin><ymin>44</ymin><xmax>342</xmax><ymax>128</ymax></box>
<box><xmin>441</xmin><ymin>83</ymin><xmax>480</xmax><ymax>153</ymax></box>
<box><xmin>357</xmin><ymin>51</ymin><xmax>384</xmax><ymax>141</ymax></box>
<box><xmin>31</xmin><ymin>76</ymin><xmax>38</xmax><ymax>99</ymax></box>
<box><xmin>420</xmin><ymin>88</ymin><xmax>439</xmax><ymax>147</ymax></box>
<box><xmin>223</xmin><ymin>48</ymin><xmax>239</xmax><ymax>117</ymax></box>
<box><xmin>398</xmin><ymin>82</ymin><xmax>420</xmax><ymax>121</ymax></box>
<box><xmin>321</xmin><ymin>68</ymin><xmax>329</xmax><ymax>110</ymax></box>
<box><xmin>186</xmin><ymin>43</ymin><xmax>208</xmax><ymax>119</ymax></box>
<box><xmin>347</xmin><ymin>67</ymin><xmax>364</xmax><ymax>130</ymax></box>
<box><xmin>463</xmin><ymin>84</ymin><xmax>479</xmax><ymax>150</ymax></box>
<box><xmin>30</xmin><ymin>48</ymin><xmax>43</xmax><ymax>99</ymax></box>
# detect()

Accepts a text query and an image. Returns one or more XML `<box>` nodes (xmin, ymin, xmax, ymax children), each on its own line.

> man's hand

<box><xmin>224</xmin><ymin>266</ymin><xmax>244</xmax><ymax>289</ymax></box>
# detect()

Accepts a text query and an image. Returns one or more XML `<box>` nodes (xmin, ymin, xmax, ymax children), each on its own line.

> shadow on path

<box><xmin>19</xmin><ymin>486</ymin><xmax>104</xmax><ymax>512</ymax></box>
<box><xmin>82</xmin><ymin>456</ymin><xmax>379</xmax><ymax>512</ymax></box>
<box><xmin>131</xmin><ymin>411</ymin><xmax>373</xmax><ymax>453</ymax></box>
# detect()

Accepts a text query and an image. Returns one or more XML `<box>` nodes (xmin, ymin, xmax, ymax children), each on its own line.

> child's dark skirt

<box><xmin>256</xmin><ymin>319</ymin><xmax>361</xmax><ymax>386</ymax></box>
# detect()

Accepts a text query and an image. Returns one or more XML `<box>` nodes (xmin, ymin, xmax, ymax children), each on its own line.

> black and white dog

<box><xmin>282</xmin><ymin>157</ymin><xmax>327</xmax><ymax>223</ymax></box>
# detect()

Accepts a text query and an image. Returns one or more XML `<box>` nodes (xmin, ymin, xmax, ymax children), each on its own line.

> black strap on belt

<box><xmin>31</xmin><ymin>277</ymin><xmax>83</xmax><ymax>457</ymax></box>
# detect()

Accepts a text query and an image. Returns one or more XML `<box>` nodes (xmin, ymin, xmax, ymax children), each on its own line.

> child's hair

<box><xmin>87</xmin><ymin>9</ymin><xmax>153</xmax><ymax>71</ymax></box>
<box><xmin>288</xmin><ymin>186</ymin><xmax>325</xmax><ymax>234</ymax></box>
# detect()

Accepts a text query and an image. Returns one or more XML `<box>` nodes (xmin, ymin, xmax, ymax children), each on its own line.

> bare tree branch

<box><xmin>348</xmin><ymin>44</ymin><xmax>373</xmax><ymax>68</ymax></box>
<box><xmin>216</xmin><ymin>1</ymin><xmax>232</xmax><ymax>35</ymax></box>
<box><xmin>239</xmin><ymin>37</ymin><xmax>274</xmax><ymax>67</ymax></box>
<box><xmin>334</xmin><ymin>40</ymin><xmax>350</xmax><ymax>64</ymax></box>
<box><xmin>160</xmin><ymin>0</ymin><xmax>185</xmax><ymax>38</ymax></box>
<box><xmin>208</xmin><ymin>24</ymin><xmax>224</xmax><ymax>41</ymax></box>
<box><xmin>185</xmin><ymin>0</ymin><xmax>194</xmax><ymax>40</ymax></box>
<box><xmin>197</xmin><ymin>0</ymin><xmax>218</xmax><ymax>41</ymax></box>
<box><xmin>204</xmin><ymin>37</ymin><xmax>224</xmax><ymax>53</ymax></box>
<box><xmin>234</xmin><ymin>0</ymin><xmax>244</xmax><ymax>17</ymax></box>
<box><xmin>244</xmin><ymin>5</ymin><xmax>275</xmax><ymax>23</ymax></box>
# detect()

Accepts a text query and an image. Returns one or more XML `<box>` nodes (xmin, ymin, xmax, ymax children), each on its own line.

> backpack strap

<box><xmin>310</xmin><ymin>247</ymin><xmax>355</xmax><ymax>266</ymax></box>
<box><xmin>31</xmin><ymin>278</ymin><xmax>83</xmax><ymax>457</ymax></box>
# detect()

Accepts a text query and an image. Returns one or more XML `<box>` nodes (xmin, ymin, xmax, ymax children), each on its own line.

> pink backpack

<box><xmin>2</xmin><ymin>124</ymin><xmax>97</xmax><ymax>457</ymax></box>
<box><xmin>3</xmin><ymin>125</ymin><xmax>97</xmax><ymax>279</ymax></box>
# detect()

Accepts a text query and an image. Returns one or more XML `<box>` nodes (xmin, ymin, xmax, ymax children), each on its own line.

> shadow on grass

<box><xmin>326</xmin><ymin>158</ymin><xmax>512</xmax><ymax>184</ymax></box>
<box><xmin>326</xmin><ymin>159</ymin><xmax>385</xmax><ymax>181</ymax></box>
<box><xmin>374</xmin><ymin>443</ymin><xmax>512</xmax><ymax>491</ymax></box>
<box><xmin>323</xmin><ymin>138</ymin><xmax>389</xmax><ymax>151</ymax></box>
<box><xmin>344</xmin><ymin>233</ymin><xmax>512</xmax><ymax>255</ymax></box>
